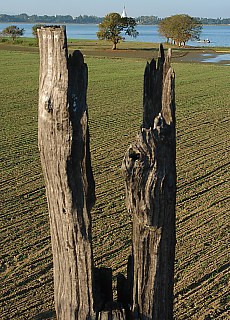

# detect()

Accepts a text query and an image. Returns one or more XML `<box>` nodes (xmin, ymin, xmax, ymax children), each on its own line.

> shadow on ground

<box><xmin>34</xmin><ymin>310</ymin><xmax>56</xmax><ymax>320</ymax></box>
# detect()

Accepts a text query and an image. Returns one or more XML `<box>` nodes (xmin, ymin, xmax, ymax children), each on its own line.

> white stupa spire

<box><xmin>121</xmin><ymin>6</ymin><xmax>128</xmax><ymax>18</ymax></box>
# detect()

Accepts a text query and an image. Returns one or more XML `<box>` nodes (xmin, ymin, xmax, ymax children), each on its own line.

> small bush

<box><xmin>0</xmin><ymin>38</ymin><xmax>8</xmax><ymax>43</ymax></box>
<box><xmin>13</xmin><ymin>39</ymin><xmax>23</xmax><ymax>44</ymax></box>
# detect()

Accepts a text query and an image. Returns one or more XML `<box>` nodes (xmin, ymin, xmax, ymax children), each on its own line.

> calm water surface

<box><xmin>202</xmin><ymin>53</ymin><xmax>230</xmax><ymax>63</ymax></box>
<box><xmin>0</xmin><ymin>23</ymin><xmax>230</xmax><ymax>47</ymax></box>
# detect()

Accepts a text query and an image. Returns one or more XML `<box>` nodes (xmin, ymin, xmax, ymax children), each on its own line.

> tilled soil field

<box><xmin>0</xmin><ymin>48</ymin><xmax>229</xmax><ymax>319</ymax></box>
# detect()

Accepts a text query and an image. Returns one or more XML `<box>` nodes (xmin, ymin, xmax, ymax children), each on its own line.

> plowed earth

<box><xmin>0</xmin><ymin>47</ymin><xmax>229</xmax><ymax>319</ymax></box>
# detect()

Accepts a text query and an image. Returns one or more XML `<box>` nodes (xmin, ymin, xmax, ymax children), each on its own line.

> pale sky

<box><xmin>1</xmin><ymin>0</ymin><xmax>230</xmax><ymax>18</ymax></box>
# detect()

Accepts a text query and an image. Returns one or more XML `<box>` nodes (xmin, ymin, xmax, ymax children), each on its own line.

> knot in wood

<box><xmin>44</xmin><ymin>97</ymin><xmax>53</xmax><ymax>113</ymax></box>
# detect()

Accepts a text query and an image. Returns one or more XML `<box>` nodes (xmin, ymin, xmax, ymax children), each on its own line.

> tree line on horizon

<box><xmin>0</xmin><ymin>13</ymin><xmax>230</xmax><ymax>25</ymax></box>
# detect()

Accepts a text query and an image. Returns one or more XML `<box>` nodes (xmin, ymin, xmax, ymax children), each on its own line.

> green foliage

<box><xmin>2</xmin><ymin>25</ymin><xmax>25</xmax><ymax>42</ymax></box>
<box><xmin>0</xmin><ymin>36</ymin><xmax>9</xmax><ymax>43</ymax></box>
<box><xmin>32</xmin><ymin>24</ymin><xmax>45</xmax><ymax>38</ymax></box>
<box><xmin>0</xmin><ymin>13</ymin><xmax>103</xmax><ymax>24</ymax></box>
<box><xmin>32</xmin><ymin>24</ymin><xmax>45</xmax><ymax>45</ymax></box>
<box><xmin>158</xmin><ymin>14</ymin><xmax>202</xmax><ymax>46</ymax></box>
<box><xmin>97</xmin><ymin>13</ymin><xmax>139</xmax><ymax>50</ymax></box>
<box><xmin>136</xmin><ymin>15</ymin><xmax>159</xmax><ymax>25</ymax></box>
<box><xmin>73</xmin><ymin>15</ymin><xmax>103</xmax><ymax>24</ymax></box>
<box><xmin>0</xmin><ymin>13</ymin><xmax>230</xmax><ymax>25</ymax></box>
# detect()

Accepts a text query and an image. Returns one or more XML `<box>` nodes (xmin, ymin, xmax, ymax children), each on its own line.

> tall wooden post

<box><xmin>37</xmin><ymin>26</ymin><xmax>96</xmax><ymax>320</ymax></box>
<box><xmin>38</xmin><ymin>27</ymin><xmax>175</xmax><ymax>319</ymax></box>
<box><xmin>122</xmin><ymin>45</ymin><xmax>176</xmax><ymax>319</ymax></box>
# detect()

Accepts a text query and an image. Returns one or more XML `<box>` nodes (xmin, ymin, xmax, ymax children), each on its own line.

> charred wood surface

<box><xmin>122</xmin><ymin>45</ymin><xmax>176</xmax><ymax>319</ymax></box>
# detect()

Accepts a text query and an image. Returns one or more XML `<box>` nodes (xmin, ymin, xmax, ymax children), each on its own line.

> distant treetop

<box><xmin>0</xmin><ymin>13</ymin><xmax>229</xmax><ymax>25</ymax></box>
<box><xmin>0</xmin><ymin>13</ymin><xmax>103</xmax><ymax>24</ymax></box>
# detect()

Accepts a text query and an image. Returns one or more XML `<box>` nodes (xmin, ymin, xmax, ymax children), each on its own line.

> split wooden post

<box><xmin>122</xmin><ymin>45</ymin><xmax>176</xmax><ymax>319</ymax></box>
<box><xmin>37</xmin><ymin>26</ymin><xmax>96</xmax><ymax>319</ymax></box>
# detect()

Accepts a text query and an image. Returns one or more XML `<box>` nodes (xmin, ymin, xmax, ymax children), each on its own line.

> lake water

<box><xmin>201</xmin><ymin>53</ymin><xmax>230</xmax><ymax>64</ymax></box>
<box><xmin>0</xmin><ymin>23</ymin><xmax>230</xmax><ymax>47</ymax></box>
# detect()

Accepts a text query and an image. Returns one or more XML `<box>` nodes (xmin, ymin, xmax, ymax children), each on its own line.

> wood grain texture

<box><xmin>38</xmin><ymin>26</ymin><xmax>96</xmax><ymax>320</ymax></box>
<box><xmin>122</xmin><ymin>45</ymin><xmax>176</xmax><ymax>319</ymax></box>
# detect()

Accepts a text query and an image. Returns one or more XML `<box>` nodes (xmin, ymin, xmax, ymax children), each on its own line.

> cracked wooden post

<box><xmin>37</xmin><ymin>26</ymin><xmax>96</xmax><ymax>319</ymax></box>
<box><xmin>122</xmin><ymin>45</ymin><xmax>176</xmax><ymax>319</ymax></box>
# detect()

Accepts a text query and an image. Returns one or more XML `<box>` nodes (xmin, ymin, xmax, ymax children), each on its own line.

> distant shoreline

<box><xmin>0</xmin><ymin>13</ymin><xmax>230</xmax><ymax>25</ymax></box>
<box><xmin>1</xmin><ymin>22</ymin><xmax>230</xmax><ymax>26</ymax></box>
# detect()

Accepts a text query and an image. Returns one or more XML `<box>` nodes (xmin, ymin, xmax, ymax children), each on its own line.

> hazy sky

<box><xmin>1</xmin><ymin>0</ymin><xmax>230</xmax><ymax>18</ymax></box>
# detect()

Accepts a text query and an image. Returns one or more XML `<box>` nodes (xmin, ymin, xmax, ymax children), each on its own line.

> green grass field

<box><xmin>0</xmin><ymin>42</ymin><xmax>229</xmax><ymax>319</ymax></box>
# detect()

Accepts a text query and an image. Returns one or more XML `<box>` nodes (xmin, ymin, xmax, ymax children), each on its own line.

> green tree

<box><xmin>158</xmin><ymin>14</ymin><xmax>202</xmax><ymax>46</ymax></box>
<box><xmin>2</xmin><ymin>25</ymin><xmax>25</xmax><ymax>42</ymax></box>
<box><xmin>97</xmin><ymin>12</ymin><xmax>139</xmax><ymax>50</ymax></box>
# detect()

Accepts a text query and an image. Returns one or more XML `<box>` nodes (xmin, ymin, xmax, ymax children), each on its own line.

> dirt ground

<box><xmin>76</xmin><ymin>48</ymin><xmax>230</xmax><ymax>65</ymax></box>
<box><xmin>1</xmin><ymin>42</ymin><xmax>230</xmax><ymax>65</ymax></box>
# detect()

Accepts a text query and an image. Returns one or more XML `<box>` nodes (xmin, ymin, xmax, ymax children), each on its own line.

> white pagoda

<box><xmin>121</xmin><ymin>6</ymin><xmax>128</xmax><ymax>18</ymax></box>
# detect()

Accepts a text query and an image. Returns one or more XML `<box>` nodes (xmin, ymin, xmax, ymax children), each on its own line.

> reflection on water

<box><xmin>201</xmin><ymin>53</ymin><xmax>230</xmax><ymax>65</ymax></box>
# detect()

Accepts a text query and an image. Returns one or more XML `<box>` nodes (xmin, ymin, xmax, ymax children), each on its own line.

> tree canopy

<box><xmin>2</xmin><ymin>25</ymin><xmax>25</xmax><ymax>41</ymax></box>
<box><xmin>32</xmin><ymin>24</ymin><xmax>45</xmax><ymax>43</ymax></box>
<box><xmin>97</xmin><ymin>13</ymin><xmax>139</xmax><ymax>50</ymax></box>
<box><xmin>158</xmin><ymin>14</ymin><xmax>202</xmax><ymax>46</ymax></box>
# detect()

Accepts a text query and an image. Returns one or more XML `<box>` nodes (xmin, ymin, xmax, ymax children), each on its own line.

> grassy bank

<box><xmin>0</xmin><ymin>46</ymin><xmax>229</xmax><ymax>319</ymax></box>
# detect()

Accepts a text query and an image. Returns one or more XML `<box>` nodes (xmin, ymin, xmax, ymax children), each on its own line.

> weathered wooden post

<box><xmin>38</xmin><ymin>26</ymin><xmax>175</xmax><ymax>319</ymax></box>
<box><xmin>122</xmin><ymin>45</ymin><xmax>176</xmax><ymax>319</ymax></box>
<box><xmin>37</xmin><ymin>26</ymin><xmax>96</xmax><ymax>319</ymax></box>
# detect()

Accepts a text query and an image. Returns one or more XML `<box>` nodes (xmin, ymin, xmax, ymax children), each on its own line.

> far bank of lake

<box><xmin>0</xmin><ymin>23</ymin><xmax>230</xmax><ymax>47</ymax></box>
